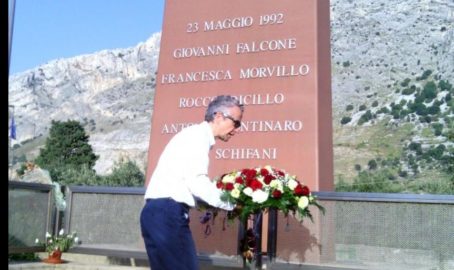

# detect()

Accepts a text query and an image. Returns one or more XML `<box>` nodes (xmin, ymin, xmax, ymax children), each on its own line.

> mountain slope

<box><xmin>8</xmin><ymin>1</ymin><xmax>454</xmax><ymax>185</ymax></box>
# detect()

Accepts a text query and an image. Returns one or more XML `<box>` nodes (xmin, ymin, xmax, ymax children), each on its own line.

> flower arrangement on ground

<box><xmin>35</xmin><ymin>229</ymin><xmax>79</xmax><ymax>256</ymax></box>
<box><xmin>215</xmin><ymin>165</ymin><xmax>325</xmax><ymax>223</ymax></box>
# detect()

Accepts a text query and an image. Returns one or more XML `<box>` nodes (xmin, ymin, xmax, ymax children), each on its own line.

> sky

<box><xmin>8</xmin><ymin>0</ymin><xmax>165</xmax><ymax>75</ymax></box>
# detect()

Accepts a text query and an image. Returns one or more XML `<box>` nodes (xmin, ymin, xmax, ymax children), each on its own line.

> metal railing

<box><xmin>9</xmin><ymin>181</ymin><xmax>454</xmax><ymax>269</ymax></box>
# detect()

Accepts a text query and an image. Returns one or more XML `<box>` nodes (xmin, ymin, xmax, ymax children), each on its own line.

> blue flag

<box><xmin>10</xmin><ymin>116</ymin><xmax>16</xmax><ymax>140</ymax></box>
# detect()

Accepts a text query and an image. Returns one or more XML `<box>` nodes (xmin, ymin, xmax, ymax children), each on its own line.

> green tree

<box><xmin>35</xmin><ymin>120</ymin><xmax>99</xmax><ymax>181</ymax></box>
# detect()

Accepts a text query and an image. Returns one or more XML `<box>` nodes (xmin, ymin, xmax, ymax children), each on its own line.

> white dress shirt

<box><xmin>144</xmin><ymin>121</ymin><xmax>233</xmax><ymax>210</ymax></box>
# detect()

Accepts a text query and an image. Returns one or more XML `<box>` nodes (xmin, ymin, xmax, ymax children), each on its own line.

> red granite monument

<box><xmin>145</xmin><ymin>0</ymin><xmax>333</xmax><ymax>264</ymax></box>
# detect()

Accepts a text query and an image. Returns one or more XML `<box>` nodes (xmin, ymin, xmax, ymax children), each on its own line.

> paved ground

<box><xmin>8</xmin><ymin>253</ymin><xmax>246</xmax><ymax>270</ymax></box>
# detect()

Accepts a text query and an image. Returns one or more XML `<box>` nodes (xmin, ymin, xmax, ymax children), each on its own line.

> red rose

<box><xmin>225</xmin><ymin>183</ymin><xmax>234</xmax><ymax>191</ymax></box>
<box><xmin>216</xmin><ymin>181</ymin><xmax>223</xmax><ymax>189</ymax></box>
<box><xmin>260</xmin><ymin>168</ymin><xmax>269</xmax><ymax>177</ymax></box>
<box><xmin>244</xmin><ymin>169</ymin><xmax>257</xmax><ymax>180</ymax></box>
<box><xmin>249</xmin><ymin>179</ymin><xmax>263</xmax><ymax>191</ymax></box>
<box><xmin>301</xmin><ymin>185</ymin><xmax>310</xmax><ymax>196</ymax></box>
<box><xmin>235</xmin><ymin>176</ymin><xmax>244</xmax><ymax>184</ymax></box>
<box><xmin>264</xmin><ymin>174</ymin><xmax>275</xmax><ymax>184</ymax></box>
<box><xmin>272</xmin><ymin>190</ymin><xmax>282</xmax><ymax>198</ymax></box>
<box><xmin>277</xmin><ymin>170</ymin><xmax>285</xmax><ymax>177</ymax></box>
<box><xmin>241</xmin><ymin>168</ymin><xmax>250</xmax><ymax>175</ymax></box>
<box><xmin>245</xmin><ymin>178</ymin><xmax>252</xmax><ymax>186</ymax></box>
<box><xmin>294</xmin><ymin>184</ymin><xmax>304</xmax><ymax>195</ymax></box>
<box><xmin>294</xmin><ymin>184</ymin><xmax>310</xmax><ymax>196</ymax></box>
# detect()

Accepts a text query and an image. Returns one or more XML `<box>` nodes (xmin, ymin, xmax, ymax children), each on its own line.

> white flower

<box><xmin>222</xmin><ymin>174</ymin><xmax>235</xmax><ymax>183</ymax></box>
<box><xmin>35</xmin><ymin>238</ymin><xmax>39</xmax><ymax>244</ymax></box>
<box><xmin>59</xmin><ymin>229</ymin><xmax>64</xmax><ymax>236</ymax></box>
<box><xmin>231</xmin><ymin>188</ymin><xmax>241</xmax><ymax>198</ymax></box>
<box><xmin>46</xmin><ymin>232</ymin><xmax>51</xmax><ymax>238</ymax></box>
<box><xmin>270</xmin><ymin>179</ymin><xmax>283</xmax><ymax>191</ymax></box>
<box><xmin>298</xmin><ymin>197</ymin><xmax>309</xmax><ymax>209</ymax></box>
<box><xmin>74</xmin><ymin>237</ymin><xmax>79</xmax><ymax>244</ymax></box>
<box><xmin>243</xmin><ymin>187</ymin><xmax>253</xmax><ymax>197</ymax></box>
<box><xmin>288</xmin><ymin>179</ymin><xmax>298</xmax><ymax>190</ymax></box>
<box><xmin>252</xmin><ymin>190</ymin><xmax>269</xmax><ymax>203</ymax></box>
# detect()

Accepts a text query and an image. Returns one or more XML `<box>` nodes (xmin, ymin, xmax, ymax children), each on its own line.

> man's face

<box><xmin>216</xmin><ymin>106</ymin><xmax>243</xmax><ymax>142</ymax></box>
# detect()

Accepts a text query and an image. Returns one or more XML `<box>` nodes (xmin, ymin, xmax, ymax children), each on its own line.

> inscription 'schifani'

<box><xmin>215</xmin><ymin>148</ymin><xmax>277</xmax><ymax>160</ymax></box>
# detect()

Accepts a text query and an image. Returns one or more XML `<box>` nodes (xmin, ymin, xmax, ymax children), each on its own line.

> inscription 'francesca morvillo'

<box><xmin>160</xmin><ymin>64</ymin><xmax>310</xmax><ymax>84</ymax></box>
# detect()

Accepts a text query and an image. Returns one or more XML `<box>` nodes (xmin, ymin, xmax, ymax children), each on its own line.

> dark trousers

<box><xmin>140</xmin><ymin>198</ymin><xmax>198</xmax><ymax>270</ymax></box>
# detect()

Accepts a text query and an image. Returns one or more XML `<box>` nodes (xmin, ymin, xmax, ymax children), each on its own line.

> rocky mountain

<box><xmin>8</xmin><ymin>0</ymin><xmax>454</xmax><ymax>184</ymax></box>
<box><xmin>9</xmin><ymin>33</ymin><xmax>160</xmax><ymax>174</ymax></box>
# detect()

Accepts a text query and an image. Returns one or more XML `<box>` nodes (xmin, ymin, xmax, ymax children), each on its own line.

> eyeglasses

<box><xmin>221</xmin><ymin>112</ymin><xmax>241</xmax><ymax>128</ymax></box>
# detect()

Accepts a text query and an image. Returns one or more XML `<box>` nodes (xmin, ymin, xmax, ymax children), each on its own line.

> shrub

<box><xmin>417</xmin><ymin>69</ymin><xmax>432</xmax><ymax>81</ymax></box>
<box><xmin>438</xmin><ymin>80</ymin><xmax>452</xmax><ymax>91</ymax></box>
<box><xmin>408</xmin><ymin>142</ymin><xmax>423</xmax><ymax>155</ymax></box>
<box><xmin>402</xmin><ymin>88</ymin><xmax>415</xmax><ymax>96</ymax></box>
<box><xmin>398</xmin><ymin>170</ymin><xmax>408</xmax><ymax>178</ymax></box>
<box><xmin>358</xmin><ymin>110</ymin><xmax>373</xmax><ymax>125</ymax></box>
<box><xmin>422</xmin><ymin>81</ymin><xmax>438</xmax><ymax>102</ymax></box>
<box><xmin>400</xmin><ymin>78</ymin><xmax>411</xmax><ymax>87</ymax></box>
<box><xmin>349</xmin><ymin>170</ymin><xmax>403</xmax><ymax>193</ymax></box>
<box><xmin>414</xmin><ymin>103</ymin><xmax>428</xmax><ymax>116</ymax></box>
<box><xmin>340</xmin><ymin>116</ymin><xmax>352</xmax><ymax>125</ymax></box>
<box><xmin>377</xmin><ymin>107</ymin><xmax>390</xmax><ymax>114</ymax></box>
<box><xmin>432</xmin><ymin>123</ymin><xmax>443</xmax><ymax>136</ymax></box>
<box><xmin>368</xmin><ymin>159</ymin><xmax>378</xmax><ymax>170</ymax></box>
<box><xmin>8</xmin><ymin>253</ymin><xmax>40</xmax><ymax>262</ymax></box>
<box><xmin>101</xmin><ymin>159</ymin><xmax>144</xmax><ymax>187</ymax></box>
<box><xmin>54</xmin><ymin>164</ymin><xmax>100</xmax><ymax>185</ymax></box>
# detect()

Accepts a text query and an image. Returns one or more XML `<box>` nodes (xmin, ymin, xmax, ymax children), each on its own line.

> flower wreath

<box><xmin>215</xmin><ymin>165</ymin><xmax>325</xmax><ymax>223</ymax></box>
<box><xmin>213</xmin><ymin>166</ymin><xmax>325</xmax><ymax>263</ymax></box>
